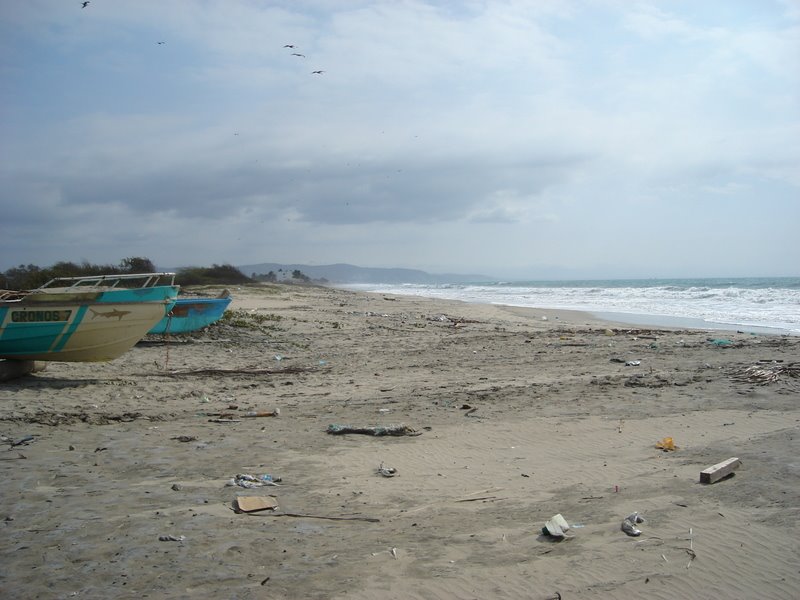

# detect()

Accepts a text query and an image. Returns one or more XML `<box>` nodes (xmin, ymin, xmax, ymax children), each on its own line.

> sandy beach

<box><xmin>1</xmin><ymin>283</ymin><xmax>798</xmax><ymax>600</ymax></box>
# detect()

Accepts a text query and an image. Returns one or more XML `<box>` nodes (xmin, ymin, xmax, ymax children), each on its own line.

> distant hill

<box><xmin>237</xmin><ymin>262</ymin><xmax>495</xmax><ymax>284</ymax></box>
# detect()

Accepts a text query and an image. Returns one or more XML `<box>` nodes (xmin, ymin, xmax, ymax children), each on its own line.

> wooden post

<box><xmin>700</xmin><ymin>457</ymin><xmax>742</xmax><ymax>484</ymax></box>
<box><xmin>0</xmin><ymin>360</ymin><xmax>47</xmax><ymax>382</ymax></box>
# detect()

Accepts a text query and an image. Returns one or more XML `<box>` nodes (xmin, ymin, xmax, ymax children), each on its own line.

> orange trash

<box><xmin>656</xmin><ymin>437</ymin><xmax>677</xmax><ymax>451</ymax></box>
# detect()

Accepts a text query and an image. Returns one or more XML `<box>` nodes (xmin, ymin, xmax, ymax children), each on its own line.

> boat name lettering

<box><xmin>11</xmin><ymin>310</ymin><xmax>72</xmax><ymax>323</ymax></box>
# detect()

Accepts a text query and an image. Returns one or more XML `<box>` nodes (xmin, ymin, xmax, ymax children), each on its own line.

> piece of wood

<box><xmin>159</xmin><ymin>365</ymin><xmax>317</xmax><ymax>377</ymax></box>
<box><xmin>700</xmin><ymin>457</ymin><xmax>741</xmax><ymax>484</ymax></box>
<box><xmin>454</xmin><ymin>496</ymin><xmax>499</xmax><ymax>503</ymax></box>
<box><xmin>326</xmin><ymin>424</ymin><xmax>421</xmax><ymax>436</ymax></box>
<box><xmin>0</xmin><ymin>360</ymin><xmax>47</xmax><ymax>382</ymax></box>
<box><xmin>278</xmin><ymin>512</ymin><xmax>380</xmax><ymax>522</ymax></box>
<box><xmin>248</xmin><ymin>512</ymin><xmax>380</xmax><ymax>522</ymax></box>
<box><xmin>243</xmin><ymin>409</ymin><xmax>280</xmax><ymax>418</ymax></box>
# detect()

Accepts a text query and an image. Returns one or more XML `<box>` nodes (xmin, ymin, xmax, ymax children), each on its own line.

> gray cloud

<box><xmin>1</xmin><ymin>1</ymin><xmax>798</xmax><ymax>276</ymax></box>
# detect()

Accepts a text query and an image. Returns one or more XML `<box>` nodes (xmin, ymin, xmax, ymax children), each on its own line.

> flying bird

<box><xmin>291</xmin><ymin>53</ymin><xmax>306</xmax><ymax>58</ymax></box>
<box><xmin>283</xmin><ymin>44</ymin><xmax>296</xmax><ymax>48</ymax></box>
<box><xmin>311</xmin><ymin>70</ymin><xmax>325</xmax><ymax>74</ymax></box>
<box><xmin>157</xmin><ymin>41</ymin><xmax>165</xmax><ymax>45</ymax></box>
<box><xmin>81</xmin><ymin>1</ymin><xmax>89</xmax><ymax>7</ymax></box>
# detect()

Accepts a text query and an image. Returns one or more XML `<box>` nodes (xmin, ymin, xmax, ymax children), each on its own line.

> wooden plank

<box><xmin>700</xmin><ymin>457</ymin><xmax>741</xmax><ymax>484</ymax></box>
<box><xmin>0</xmin><ymin>360</ymin><xmax>46</xmax><ymax>382</ymax></box>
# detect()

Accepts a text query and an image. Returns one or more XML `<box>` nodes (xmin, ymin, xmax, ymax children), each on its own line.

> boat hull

<box><xmin>0</xmin><ymin>286</ymin><xmax>178</xmax><ymax>362</ymax></box>
<box><xmin>149</xmin><ymin>296</ymin><xmax>232</xmax><ymax>334</ymax></box>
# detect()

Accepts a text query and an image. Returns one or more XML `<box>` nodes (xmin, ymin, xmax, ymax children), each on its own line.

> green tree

<box><xmin>1</xmin><ymin>264</ymin><xmax>43</xmax><ymax>289</ymax></box>
<box><xmin>291</xmin><ymin>269</ymin><xmax>310</xmax><ymax>282</ymax></box>
<box><xmin>120</xmin><ymin>257</ymin><xmax>157</xmax><ymax>273</ymax></box>
<box><xmin>176</xmin><ymin>264</ymin><xmax>253</xmax><ymax>286</ymax></box>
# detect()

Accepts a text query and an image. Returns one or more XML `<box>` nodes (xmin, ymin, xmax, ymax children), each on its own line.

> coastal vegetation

<box><xmin>1</xmin><ymin>257</ymin><xmax>159</xmax><ymax>290</ymax></box>
<box><xmin>252</xmin><ymin>269</ymin><xmax>317</xmax><ymax>284</ymax></box>
<box><xmin>175</xmin><ymin>263</ymin><xmax>253</xmax><ymax>286</ymax></box>
<box><xmin>0</xmin><ymin>258</ymin><xmax>254</xmax><ymax>290</ymax></box>
<box><xmin>220</xmin><ymin>308</ymin><xmax>282</xmax><ymax>330</ymax></box>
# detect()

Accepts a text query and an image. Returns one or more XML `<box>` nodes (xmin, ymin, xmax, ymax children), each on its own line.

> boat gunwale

<box><xmin>36</xmin><ymin>272</ymin><xmax>177</xmax><ymax>290</ymax></box>
<box><xmin>2</xmin><ymin>273</ymin><xmax>179</xmax><ymax>303</ymax></box>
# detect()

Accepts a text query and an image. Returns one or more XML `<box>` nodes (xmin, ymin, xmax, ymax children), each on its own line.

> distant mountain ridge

<box><xmin>237</xmin><ymin>262</ymin><xmax>495</xmax><ymax>284</ymax></box>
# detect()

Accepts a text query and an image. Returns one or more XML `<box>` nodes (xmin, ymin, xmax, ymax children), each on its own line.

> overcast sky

<box><xmin>1</xmin><ymin>1</ymin><xmax>798</xmax><ymax>279</ymax></box>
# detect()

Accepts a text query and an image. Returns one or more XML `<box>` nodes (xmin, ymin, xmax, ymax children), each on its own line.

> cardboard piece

<box><xmin>235</xmin><ymin>496</ymin><xmax>279</xmax><ymax>513</ymax></box>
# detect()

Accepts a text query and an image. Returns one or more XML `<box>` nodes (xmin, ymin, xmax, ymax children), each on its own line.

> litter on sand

<box><xmin>326</xmin><ymin>424</ymin><xmax>422</xmax><ymax>436</ymax></box>
<box><xmin>621</xmin><ymin>512</ymin><xmax>645</xmax><ymax>536</ymax></box>
<box><xmin>542</xmin><ymin>514</ymin><xmax>573</xmax><ymax>539</ymax></box>
<box><xmin>243</xmin><ymin>408</ymin><xmax>280</xmax><ymax>418</ymax></box>
<box><xmin>226</xmin><ymin>473</ymin><xmax>282</xmax><ymax>488</ymax></box>
<box><xmin>655</xmin><ymin>437</ymin><xmax>677</xmax><ymax>451</ymax></box>
<box><xmin>377</xmin><ymin>462</ymin><xmax>398</xmax><ymax>477</ymax></box>
<box><xmin>731</xmin><ymin>363</ymin><xmax>799</xmax><ymax>385</ymax></box>
<box><xmin>234</xmin><ymin>496</ymin><xmax>279</xmax><ymax>513</ymax></box>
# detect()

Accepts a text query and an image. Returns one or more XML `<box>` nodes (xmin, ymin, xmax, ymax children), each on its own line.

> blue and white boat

<box><xmin>148</xmin><ymin>290</ymin><xmax>232</xmax><ymax>334</ymax></box>
<box><xmin>0</xmin><ymin>273</ymin><xmax>179</xmax><ymax>362</ymax></box>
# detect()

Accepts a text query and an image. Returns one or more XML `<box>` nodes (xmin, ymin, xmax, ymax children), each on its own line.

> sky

<box><xmin>1</xmin><ymin>0</ymin><xmax>798</xmax><ymax>280</ymax></box>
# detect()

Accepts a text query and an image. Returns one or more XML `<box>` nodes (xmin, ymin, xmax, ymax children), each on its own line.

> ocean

<box><xmin>343</xmin><ymin>277</ymin><xmax>800</xmax><ymax>335</ymax></box>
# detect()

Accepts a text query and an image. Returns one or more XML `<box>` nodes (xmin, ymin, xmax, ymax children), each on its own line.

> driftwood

<box><xmin>0</xmin><ymin>453</ymin><xmax>27</xmax><ymax>461</ymax></box>
<box><xmin>454</xmin><ymin>496</ymin><xmax>499</xmax><ymax>503</ymax></box>
<box><xmin>326</xmin><ymin>424</ymin><xmax>422</xmax><ymax>436</ymax></box>
<box><xmin>7</xmin><ymin>435</ymin><xmax>34</xmax><ymax>448</ymax></box>
<box><xmin>246</xmin><ymin>511</ymin><xmax>380</xmax><ymax>523</ymax></box>
<box><xmin>138</xmin><ymin>338</ymin><xmax>233</xmax><ymax>347</ymax></box>
<box><xmin>426</xmin><ymin>314</ymin><xmax>481</xmax><ymax>325</ymax></box>
<box><xmin>731</xmin><ymin>362</ymin><xmax>799</xmax><ymax>385</ymax></box>
<box><xmin>151</xmin><ymin>366</ymin><xmax>318</xmax><ymax>377</ymax></box>
<box><xmin>242</xmin><ymin>410</ymin><xmax>280</xmax><ymax>418</ymax></box>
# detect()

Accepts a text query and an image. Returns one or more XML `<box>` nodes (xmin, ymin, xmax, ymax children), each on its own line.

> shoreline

<box><xmin>588</xmin><ymin>309</ymin><xmax>797</xmax><ymax>336</ymax></box>
<box><xmin>335</xmin><ymin>281</ymin><xmax>799</xmax><ymax>337</ymax></box>
<box><xmin>349</xmin><ymin>286</ymin><xmax>796</xmax><ymax>336</ymax></box>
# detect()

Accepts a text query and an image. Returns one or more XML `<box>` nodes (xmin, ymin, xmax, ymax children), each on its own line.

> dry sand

<box><xmin>1</xmin><ymin>283</ymin><xmax>798</xmax><ymax>600</ymax></box>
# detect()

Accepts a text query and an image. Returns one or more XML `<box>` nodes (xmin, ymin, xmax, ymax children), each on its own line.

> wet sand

<box><xmin>1</xmin><ymin>283</ymin><xmax>798</xmax><ymax>599</ymax></box>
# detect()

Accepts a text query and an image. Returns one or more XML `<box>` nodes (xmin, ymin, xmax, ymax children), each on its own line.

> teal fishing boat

<box><xmin>0</xmin><ymin>273</ymin><xmax>179</xmax><ymax>362</ymax></box>
<box><xmin>149</xmin><ymin>290</ymin><xmax>231</xmax><ymax>334</ymax></box>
